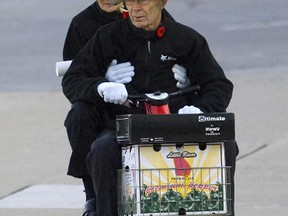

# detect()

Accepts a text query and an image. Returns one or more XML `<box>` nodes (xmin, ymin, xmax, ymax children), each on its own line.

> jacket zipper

<box><xmin>147</xmin><ymin>40</ymin><xmax>151</xmax><ymax>54</ymax></box>
<box><xmin>145</xmin><ymin>40</ymin><xmax>151</xmax><ymax>88</ymax></box>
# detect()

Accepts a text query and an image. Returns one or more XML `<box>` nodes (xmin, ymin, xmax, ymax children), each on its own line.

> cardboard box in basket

<box><xmin>119</xmin><ymin>143</ymin><xmax>229</xmax><ymax>215</ymax></box>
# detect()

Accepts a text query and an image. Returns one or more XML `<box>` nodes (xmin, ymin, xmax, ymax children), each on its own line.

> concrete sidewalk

<box><xmin>228</xmin><ymin>66</ymin><xmax>288</xmax><ymax>215</ymax></box>
<box><xmin>0</xmin><ymin>66</ymin><xmax>287</xmax><ymax>216</ymax></box>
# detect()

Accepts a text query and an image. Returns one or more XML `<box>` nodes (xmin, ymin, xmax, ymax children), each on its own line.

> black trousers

<box><xmin>86</xmin><ymin>129</ymin><xmax>121</xmax><ymax>216</ymax></box>
<box><xmin>65</xmin><ymin>101</ymin><xmax>122</xmax><ymax>215</ymax></box>
<box><xmin>64</xmin><ymin>101</ymin><xmax>110</xmax><ymax>177</ymax></box>
<box><xmin>64</xmin><ymin>101</ymin><xmax>238</xmax><ymax>216</ymax></box>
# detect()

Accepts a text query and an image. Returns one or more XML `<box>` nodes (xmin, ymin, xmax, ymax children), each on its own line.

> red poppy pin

<box><xmin>157</xmin><ymin>27</ymin><xmax>165</xmax><ymax>38</ymax></box>
<box><xmin>122</xmin><ymin>11</ymin><xmax>129</xmax><ymax>19</ymax></box>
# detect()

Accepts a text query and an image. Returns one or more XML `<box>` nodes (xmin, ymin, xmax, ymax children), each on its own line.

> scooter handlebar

<box><xmin>127</xmin><ymin>85</ymin><xmax>201</xmax><ymax>114</ymax></box>
<box><xmin>168</xmin><ymin>85</ymin><xmax>201</xmax><ymax>98</ymax></box>
<box><xmin>127</xmin><ymin>85</ymin><xmax>201</xmax><ymax>104</ymax></box>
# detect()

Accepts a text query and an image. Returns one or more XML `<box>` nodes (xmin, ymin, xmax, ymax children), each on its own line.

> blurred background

<box><xmin>0</xmin><ymin>0</ymin><xmax>287</xmax><ymax>215</ymax></box>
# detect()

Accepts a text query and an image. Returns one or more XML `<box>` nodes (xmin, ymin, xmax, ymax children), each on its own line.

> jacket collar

<box><xmin>128</xmin><ymin>11</ymin><xmax>169</xmax><ymax>40</ymax></box>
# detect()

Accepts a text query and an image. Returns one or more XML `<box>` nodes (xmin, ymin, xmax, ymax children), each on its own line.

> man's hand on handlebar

<box><xmin>172</xmin><ymin>64</ymin><xmax>191</xmax><ymax>89</ymax></box>
<box><xmin>105</xmin><ymin>59</ymin><xmax>135</xmax><ymax>84</ymax></box>
<box><xmin>97</xmin><ymin>82</ymin><xmax>128</xmax><ymax>105</ymax></box>
<box><xmin>178</xmin><ymin>105</ymin><xmax>203</xmax><ymax>114</ymax></box>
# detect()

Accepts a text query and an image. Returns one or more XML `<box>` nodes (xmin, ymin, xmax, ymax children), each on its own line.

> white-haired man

<box><xmin>62</xmin><ymin>0</ymin><xmax>238</xmax><ymax>215</ymax></box>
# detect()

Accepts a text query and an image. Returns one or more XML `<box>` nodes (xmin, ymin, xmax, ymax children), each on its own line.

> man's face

<box><xmin>97</xmin><ymin>0</ymin><xmax>122</xmax><ymax>13</ymax></box>
<box><xmin>125</xmin><ymin>0</ymin><xmax>167</xmax><ymax>30</ymax></box>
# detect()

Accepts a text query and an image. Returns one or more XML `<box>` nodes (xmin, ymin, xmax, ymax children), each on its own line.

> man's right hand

<box><xmin>97</xmin><ymin>82</ymin><xmax>128</xmax><ymax>105</ymax></box>
<box><xmin>105</xmin><ymin>59</ymin><xmax>135</xmax><ymax>83</ymax></box>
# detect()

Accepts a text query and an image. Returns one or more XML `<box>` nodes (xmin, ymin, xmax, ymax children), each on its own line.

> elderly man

<box><xmin>62</xmin><ymin>0</ymin><xmax>238</xmax><ymax>215</ymax></box>
<box><xmin>62</xmin><ymin>1</ymin><xmax>189</xmax><ymax>215</ymax></box>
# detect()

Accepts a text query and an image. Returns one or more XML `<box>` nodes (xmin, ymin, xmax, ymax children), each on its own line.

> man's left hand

<box><xmin>178</xmin><ymin>105</ymin><xmax>203</xmax><ymax>114</ymax></box>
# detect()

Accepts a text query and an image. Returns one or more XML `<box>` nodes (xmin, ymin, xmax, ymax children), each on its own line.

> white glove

<box><xmin>178</xmin><ymin>105</ymin><xmax>203</xmax><ymax>114</ymax></box>
<box><xmin>105</xmin><ymin>59</ymin><xmax>135</xmax><ymax>83</ymax></box>
<box><xmin>172</xmin><ymin>64</ymin><xmax>191</xmax><ymax>89</ymax></box>
<box><xmin>97</xmin><ymin>82</ymin><xmax>128</xmax><ymax>105</ymax></box>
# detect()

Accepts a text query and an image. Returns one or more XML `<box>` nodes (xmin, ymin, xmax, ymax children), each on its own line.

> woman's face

<box><xmin>97</xmin><ymin>0</ymin><xmax>122</xmax><ymax>13</ymax></box>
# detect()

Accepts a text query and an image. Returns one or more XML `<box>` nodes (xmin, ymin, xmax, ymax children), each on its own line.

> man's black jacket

<box><xmin>62</xmin><ymin>14</ymin><xmax>233</xmax><ymax>115</ymax></box>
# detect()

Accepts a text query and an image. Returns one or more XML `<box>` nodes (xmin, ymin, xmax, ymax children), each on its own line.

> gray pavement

<box><xmin>1</xmin><ymin>0</ymin><xmax>288</xmax><ymax>215</ymax></box>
